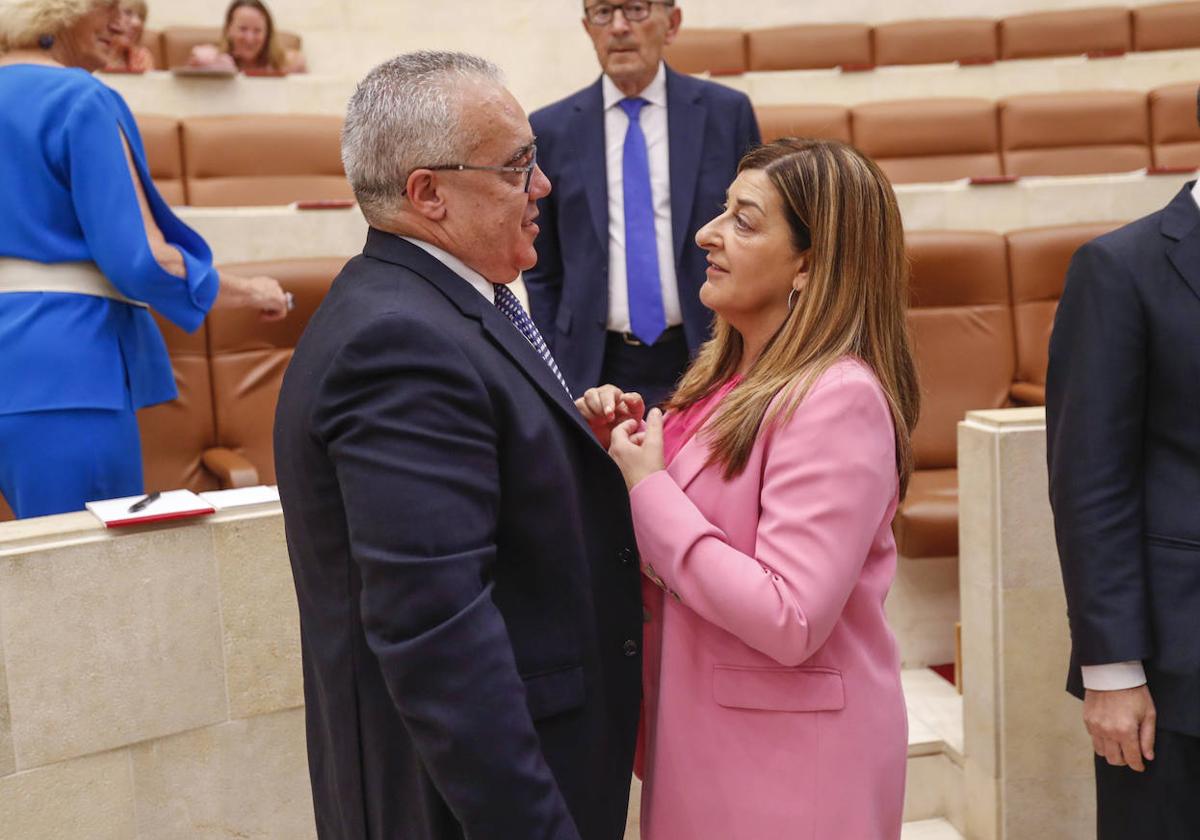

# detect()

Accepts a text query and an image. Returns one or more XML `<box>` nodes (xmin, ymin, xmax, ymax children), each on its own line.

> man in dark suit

<box><xmin>1046</xmin><ymin>89</ymin><xmax>1200</xmax><ymax>839</ymax></box>
<box><xmin>525</xmin><ymin>0</ymin><xmax>760</xmax><ymax>407</ymax></box>
<box><xmin>274</xmin><ymin>51</ymin><xmax>642</xmax><ymax>840</ymax></box>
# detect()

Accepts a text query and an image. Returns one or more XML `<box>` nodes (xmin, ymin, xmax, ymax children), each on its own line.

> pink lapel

<box><xmin>665</xmin><ymin>424</ymin><xmax>713</xmax><ymax>494</ymax></box>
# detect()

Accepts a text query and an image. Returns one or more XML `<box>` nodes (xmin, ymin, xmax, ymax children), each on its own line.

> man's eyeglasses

<box><xmin>584</xmin><ymin>1</ymin><xmax>674</xmax><ymax>26</ymax></box>
<box><xmin>403</xmin><ymin>145</ymin><xmax>538</xmax><ymax>196</ymax></box>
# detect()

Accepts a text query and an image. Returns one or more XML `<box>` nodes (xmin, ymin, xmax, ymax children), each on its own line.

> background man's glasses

<box><xmin>403</xmin><ymin>146</ymin><xmax>538</xmax><ymax>196</ymax></box>
<box><xmin>584</xmin><ymin>1</ymin><xmax>674</xmax><ymax>26</ymax></box>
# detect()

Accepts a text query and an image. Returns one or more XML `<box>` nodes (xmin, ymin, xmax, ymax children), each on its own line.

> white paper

<box><xmin>198</xmin><ymin>485</ymin><xmax>280</xmax><ymax>509</ymax></box>
<box><xmin>86</xmin><ymin>489</ymin><xmax>215</xmax><ymax>526</ymax></box>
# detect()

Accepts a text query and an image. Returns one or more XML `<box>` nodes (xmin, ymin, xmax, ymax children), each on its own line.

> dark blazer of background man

<box><xmin>525</xmin><ymin>0</ymin><xmax>760</xmax><ymax>406</ymax></box>
<box><xmin>275</xmin><ymin>52</ymin><xmax>641</xmax><ymax>840</ymax></box>
<box><xmin>1046</xmin><ymin>166</ymin><xmax>1200</xmax><ymax>836</ymax></box>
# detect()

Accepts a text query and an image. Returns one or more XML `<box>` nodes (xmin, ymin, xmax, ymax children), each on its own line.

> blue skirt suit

<box><xmin>0</xmin><ymin>65</ymin><xmax>218</xmax><ymax>518</ymax></box>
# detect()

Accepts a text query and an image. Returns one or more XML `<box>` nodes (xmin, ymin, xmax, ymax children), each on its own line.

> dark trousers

<box><xmin>1096</xmin><ymin>727</ymin><xmax>1200</xmax><ymax>840</ymax></box>
<box><xmin>600</xmin><ymin>326</ymin><xmax>690</xmax><ymax>411</ymax></box>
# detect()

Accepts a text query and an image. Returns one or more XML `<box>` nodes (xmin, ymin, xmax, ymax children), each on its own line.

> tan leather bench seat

<box><xmin>892</xmin><ymin>468</ymin><xmax>958</xmax><ymax>559</ymax></box>
<box><xmin>664</xmin><ymin>28</ymin><xmax>746</xmax><ymax>75</ymax></box>
<box><xmin>999</xmin><ymin>6</ymin><xmax>1131</xmax><ymax>60</ymax></box>
<box><xmin>161</xmin><ymin>26</ymin><xmax>301</xmax><ymax>70</ymax></box>
<box><xmin>1000</xmin><ymin>91</ymin><xmax>1150</xmax><ymax>177</ymax></box>
<box><xmin>852</xmin><ymin>98</ymin><xmax>1001</xmax><ymax>184</ymax></box>
<box><xmin>181</xmin><ymin>114</ymin><xmax>352</xmax><ymax>207</ymax></box>
<box><xmin>747</xmin><ymin>23</ymin><xmax>872</xmax><ymax>71</ymax></box>
<box><xmin>873</xmin><ymin>18</ymin><xmax>998</xmax><ymax>66</ymax></box>
<box><xmin>1133</xmin><ymin>1</ymin><xmax>1200</xmax><ymax>52</ymax></box>
<box><xmin>140</xmin><ymin>28</ymin><xmax>164</xmax><ymax>68</ymax></box>
<box><xmin>134</xmin><ymin>114</ymin><xmax>186</xmax><ymax>205</ymax></box>
<box><xmin>1006</xmin><ymin>222</ymin><xmax>1123</xmax><ymax>406</ymax></box>
<box><xmin>754</xmin><ymin>104</ymin><xmax>851</xmax><ymax>144</ymax></box>
<box><xmin>1150</xmin><ymin>82</ymin><xmax>1200</xmax><ymax>169</ymax></box>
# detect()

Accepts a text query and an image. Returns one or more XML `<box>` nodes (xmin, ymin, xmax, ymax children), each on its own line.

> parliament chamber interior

<box><xmin>0</xmin><ymin>1</ymin><xmax>1194</xmax><ymax>838</ymax></box>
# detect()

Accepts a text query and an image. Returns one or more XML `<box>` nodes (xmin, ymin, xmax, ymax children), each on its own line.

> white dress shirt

<box><xmin>401</xmin><ymin>236</ymin><xmax>493</xmax><ymax>300</ymax></box>
<box><xmin>603</xmin><ymin>62</ymin><xmax>682</xmax><ymax>334</ymax></box>
<box><xmin>1073</xmin><ymin>186</ymin><xmax>1200</xmax><ymax>693</ymax></box>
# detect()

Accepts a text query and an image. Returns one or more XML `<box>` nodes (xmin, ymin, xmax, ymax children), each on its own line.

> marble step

<box><xmin>902</xmin><ymin>818</ymin><xmax>965</xmax><ymax>839</ymax></box>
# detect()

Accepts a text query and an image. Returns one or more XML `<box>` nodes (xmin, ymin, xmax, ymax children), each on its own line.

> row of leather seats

<box><xmin>0</xmin><ymin>225</ymin><xmax>1118</xmax><ymax>557</ymax></box>
<box><xmin>666</xmin><ymin>2</ymin><xmax>1200</xmax><ymax>75</ymax></box>
<box><xmin>112</xmin><ymin>26</ymin><xmax>301</xmax><ymax>72</ymax></box>
<box><xmin>757</xmin><ymin>82</ymin><xmax>1200</xmax><ymax>184</ymax></box>
<box><xmin>135</xmin><ymin>113</ymin><xmax>351</xmax><ymax>206</ymax></box>
<box><xmin>132</xmin><ymin>82</ymin><xmax>1200</xmax><ymax>207</ymax></box>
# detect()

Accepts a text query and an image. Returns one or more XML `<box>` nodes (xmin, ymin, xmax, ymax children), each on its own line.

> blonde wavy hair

<box><xmin>0</xmin><ymin>0</ymin><xmax>114</xmax><ymax>52</ymax></box>
<box><xmin>669</xmin><ymin>138</ymin><xmax>921</xmax><ymax>498</ymax></box>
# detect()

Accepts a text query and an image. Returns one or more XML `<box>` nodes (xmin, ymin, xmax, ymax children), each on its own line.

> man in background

<box><xmin>526</xmin><ymin>0</ymin><xmax>760</xmax><ymax>406</ymax></box>
<box><xmin>275</xmin><ymin>51</ymin><xmax>642</xmax><ymax>840</ymax></box>
<box><xmin>1046</xmin><ymin>88</ymin><xmax>1200</xmax><ymax>840</ymax></box>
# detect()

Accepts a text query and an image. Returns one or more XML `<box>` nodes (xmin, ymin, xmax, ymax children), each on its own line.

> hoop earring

<box><xmin>787</xmin><ymin>288</ymin><xmax>797</xmax><ymax>311</ymax></box>
<box><xmin>37</xmin><ymin>34</ymin><xmax>54</xmax><ymax>50</ymax></box>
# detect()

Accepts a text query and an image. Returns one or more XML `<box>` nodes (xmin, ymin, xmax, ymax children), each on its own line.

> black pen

<box><xmin>127</xmin><ymin>491</ymin><xmax>160</xmax><ymax>513</ymax></box>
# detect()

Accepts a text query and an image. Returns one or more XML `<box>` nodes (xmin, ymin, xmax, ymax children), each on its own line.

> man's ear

<box><xmin>405</xmin><ymin>170</ymin><xmax>446</xmax><ymax>221</ymax></box>
<box><xmin>663</xmin><ymin>5</ymin><xmax>682</xmax><ymax>46</ymax></box>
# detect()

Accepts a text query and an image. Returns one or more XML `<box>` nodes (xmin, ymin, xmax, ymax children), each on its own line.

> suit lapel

<box><xmin>363</xmin><ymin>229</ymin><xmax>599</xmax><ymax>446</ymax></box>
<box><xmin>666</xmin><ymin>419</ymin><xmax>712</xmax><ymax>493</ymax></box>
<box><xmin>1163</xmin><ymin>183</ymin><xmax>1200</xmax><ymax>306</ymax></box>
<box><xmin>570</xmin><ymin>79</ymin><xmax>610</xmax><ymax>256</ymax></box>
<box><xmin>665</xmin><ymin>68</ymin><xmax>707</xmax><ymax>266</ymax></box>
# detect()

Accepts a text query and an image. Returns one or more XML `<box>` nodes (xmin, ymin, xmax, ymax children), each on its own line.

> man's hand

<box><xmin>1084</xmin><ymin>685</ymin><xmax>1156</xmax><ymax>772</ymax></box>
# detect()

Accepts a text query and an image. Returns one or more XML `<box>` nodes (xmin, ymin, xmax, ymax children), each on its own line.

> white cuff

<box><xmin>1081</xmin><ymin>661</ymin><xmax>1147</xmax><ymax>691</ymax></box>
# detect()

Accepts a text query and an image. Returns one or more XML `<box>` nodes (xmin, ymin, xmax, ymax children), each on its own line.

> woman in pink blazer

<box><xmin>578</xmin><ymin>138</ymin><xmax>920</xmax><ymax>839</ymax></box>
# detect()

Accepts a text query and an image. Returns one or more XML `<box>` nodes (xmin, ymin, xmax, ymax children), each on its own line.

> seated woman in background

<box><xmin>187</xmin><ymin>0</ymin><xmax>305</xmax><ymax>74</ymax></box>
<box><xmin>0</xmin><ymin>0</ymin><xmax>289</xmax><ymax>519</ymax></box>
<box><xmin>105</xmin><ymin>0</ymin><xmax>154</xmax><ymax>71</ymax></box>
<box><xmin>580</xmin><ymin>138</ymin><xmax>920</xmax><ymax>839</ymax></box>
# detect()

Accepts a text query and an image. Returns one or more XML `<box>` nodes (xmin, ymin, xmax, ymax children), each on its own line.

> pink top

<box><xmin>661</xmin><ymin>376</ymin><xmax>741</xmax><ymax>466</ymax></box>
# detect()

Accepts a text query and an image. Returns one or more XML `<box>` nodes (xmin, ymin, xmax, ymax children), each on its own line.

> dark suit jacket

<box><xmin>274</xmin><ymin>230</ymin><xmax>643</xmax><ymax>839</ymax></box>
<box><xmin>1046</xmin><ymin>183</ymin><xmax>1200</xmax><ymax>737</ymax></box>
<box><xmin>525</xmin><ymin>65</ymin><xmax>761</xmax><ymax>392</ymax></box>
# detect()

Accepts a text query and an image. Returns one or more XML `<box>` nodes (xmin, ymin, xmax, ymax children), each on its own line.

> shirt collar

<box><xmin>400</xmin><ymin>236</ymin><xmax>494</xmax><ymax>301</ymax></box>
<box><xmin>602</xmin><ymin>61</ymin><xmax>667</xmax><ymax>111</ymax></box>
<box><xmin>1191</xmin><ymin>179</ymin><xmax>1200</xmax><ymax>211</ymax></box>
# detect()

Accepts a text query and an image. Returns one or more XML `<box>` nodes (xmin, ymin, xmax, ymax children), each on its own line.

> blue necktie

<box><xmin>493</xmin><ymin>283</ymin><xmax>573</xmax><ymax>398</ymax></box>
<box><xmin>619</xmin><ymin>97</ymin><xmax>666</xmax><ymax>346</ymax></box>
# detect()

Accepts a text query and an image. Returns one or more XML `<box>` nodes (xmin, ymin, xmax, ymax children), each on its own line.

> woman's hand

<box><xmin>215</xmin><ymin>272</ymin><xmax>289</xmax><ymax>321</ymax></box>
<box><xmin>575</xmin><ymin>385</ymin><xmax>644</xmax><ymax>449</ymax></box>
<box><xmin>609</xmin><ymin>408</ymin><xmax>666</xmax><ymax>491</ymax></box>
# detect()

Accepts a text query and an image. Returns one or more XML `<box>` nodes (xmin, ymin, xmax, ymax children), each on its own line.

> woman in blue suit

<box><xmin>0</xmin><ymin>0</ymin><xmax>289</xmax><ymax>518</ymax></box>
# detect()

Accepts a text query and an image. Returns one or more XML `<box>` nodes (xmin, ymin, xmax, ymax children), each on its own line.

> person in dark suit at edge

<box><xmin>525</xmin><ymin>0</ymin><xmax>760</xmax><ymax>407</ymax></box>
<box><xmin>274</xmin><ymin>51</ymin><xmax>642</xmax><ymax>840</ymax></box>
<box><xmin>1046</xmin><ymin>86</ymin><xmax>1200</xmax><ymax>840</ymax></box>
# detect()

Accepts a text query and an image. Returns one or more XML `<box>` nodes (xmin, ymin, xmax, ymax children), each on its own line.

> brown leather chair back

<box><xmin>161</xmin><ymin>26</ymin><xmax>301</xmax><ymax>69</ymax></box>
<box><xmin>905</xmin><ymin>230</ymin><xmax>1014</xmax><ymax>469</ymax></box>
<box><xmin>852</xmin><ymin>98</ymin><xmax>1001</xmax><ymax>184</ymax></box>
<box><xmin>1000</xmin><ymin>91</ymin><xmax>1150</xmax><ymax>177</ymax></box>
<box><xmin>134</xmin><ymin>114</ymin><xmax>186</xmax><ymax>205</ymax></box>
<box><xmin>206</xmin><ymin>258</ymin><xmax>346</xmax><ymax>484</ymax></box>
<box><xmin>747</xmin><ymin>23</ymin><xmax>872</xmax><ymax>71</ymax></box>
<box><xmin>1150</xmin><ymin>82</ymin><xmax>1200</xmax><ymax>169</ymax></box>
<box><xmin>1004</xmin><ymin>222</ymin><xmax>1122</xmax><ymax>405</ymax></box>
<box><xmin>873</xmin><ymin>18</ymin><xmax>998</xmax><ymax>66</ymax></box>
<box><xmin>137</xmin><ymin>313</ymin><xmax>220</xmax><ymax>493</ymax></box>
<box><xmin>664</xmin><ymin>28</ymin><xmax>746</xmax><ymax>75</ymax></box>
<box><xmin>181</xmin><ymin>115</ymin><xmax>352</xmax><ymax>207</ymax></box>
<box><xmin>1133</xmin><ymin>2</ymin><xmax>1200</xmax><ymax>52</ymax></box>
<box><xmin>999</xmin><ymin>6</ymin><xmax>1132</xmax><ymax>59</ymax></box>
<box><xmin>754</xmin><ymin>104</ymin><xmax>851</xmax><ymax>145</ymax></box>
<box><xmin>0</xmin><ymin>492</ymin><xmax>12</xmax><ymax>522</ymax></box>
<box><xmin>140</xmin><ymin>28</ymin><xmax>164</xmax><ymax>68</ymax></box>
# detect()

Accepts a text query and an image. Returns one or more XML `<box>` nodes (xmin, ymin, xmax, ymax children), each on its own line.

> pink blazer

<box><xmin>630</xmin><ymin>358</ymin><xmax>907</xmax><ymax>840</ymax></box>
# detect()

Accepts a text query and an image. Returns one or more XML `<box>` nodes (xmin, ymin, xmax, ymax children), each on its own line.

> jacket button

<box><xmin>618</xmin><ymin>547</ymin><xmax>635</xmax><ymax>566</ymax></box>
<box><xmin>623</xmin><ymin>639</ymin><xmax>639</xmax><ymax>657</ymax></box>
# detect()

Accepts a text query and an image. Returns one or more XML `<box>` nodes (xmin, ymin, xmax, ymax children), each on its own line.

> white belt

<box><xmin>0</xmin><ymin>258</ymin><xmax>148</xmax><ymax>307</ymax></box>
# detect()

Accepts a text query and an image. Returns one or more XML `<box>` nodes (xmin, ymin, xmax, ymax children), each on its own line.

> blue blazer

<box><xmin>525</xmin><ymin>67</ymin><xmax>760</xmax><ymax>392</ymax></box>
<box><xmin>274</xmin><ymin>231</ymin><xmax>642</xmax><ymax>840</ymax></box>
<box><xmin>1047</xmin><ymin>183</ymin><xmax>1200</xmax><ymax>737</ymax></box>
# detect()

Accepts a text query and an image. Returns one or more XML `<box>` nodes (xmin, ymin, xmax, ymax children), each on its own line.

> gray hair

<box><xmin>0</xmin><ymin>0</ymin><xmax>114</xmax><ymax>52</ymax></box>
<box><xmin>341</xmin><ymin>50</ymin><xmax>503</xmax><ymax>225</ymax></box>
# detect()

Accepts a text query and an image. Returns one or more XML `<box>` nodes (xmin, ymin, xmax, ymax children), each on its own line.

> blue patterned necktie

<box><xmin>492</xmin><ymin>283</ymin><xmax>573</xmax><ymax>398</ymax></box>
<box><xmin>619</xmin><ymin>97</ymin><xmax>667</xmax><ymax>345</ymax></box>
